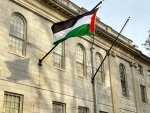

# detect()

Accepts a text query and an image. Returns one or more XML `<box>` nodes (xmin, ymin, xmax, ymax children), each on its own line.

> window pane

<box><xmin>137</xmin><ymin>65</ymin><xmax>143</xmax><ymax>75</ymax></box>
<box><xmin>10</xmin><ymin>15</ymin><xmax>24</xmax><ymax>39</ymax></box>
<box><xmin>9</xmin><ymin>36</ymin><xmax>23</xmax><ymax>55</ymax></box>
<box><xmin>53</xmin><ymin>43</ymin><xmax>64</xmax><ymax>69</ymax></box>
<box><xmin>77</xmin><ymin>63</ymin><xmax>83</xmax><ymax>76</ymax></box>
<box><xmin>119</xmin><ymin>64</ymin><xmax>127</xmax><ymax>97</ymax></box>
<box><xmin>76</xmin><ymin>45</ymin><xmax>84</xmax><ymax>76</ymax></box>
<box><xmin>95</xmin><ymin>54</ymin><xmax>103</xmax><ymax>83</ymax></box>
<box><xmin>76</xmin><ymin>46</ymin><xmax>83</xmax><ymax>63</ymax></box>
<box><xmin>3</xmin><ymin>92</ymin><xmax>22</xmax><ymax>113</ymax></box>
<box><xmin>121</xmin><ymin>81</ymin><xmax>127</xmax><ymax>97</ymax></box>
<box><xmin>140</xmin><ymin>85</ymin><xmax>146</xmax><ymax>103</ymax></box>
<box><xmin>78</xmin><ymin>107</ymin><xmax>88</xmax><ymax>113</ymax></box>
<box><xmin>53</xmin><ymin>103</ymin><xmax>64</xmax><ymax>113</ymax></box>
<box><xmin>119</xmin><ymin>64</ymin><xmax>126</xmax><ymax>80</ymax></box>
<box><xmin>9</xmin><ymin>14</ymin><xmax>25</xmax><ymax>55</ymax></box>
<box><xmin>53</xmin><ymin>53</ymin><xmax>62</xmax><ymax>68</ymax></box>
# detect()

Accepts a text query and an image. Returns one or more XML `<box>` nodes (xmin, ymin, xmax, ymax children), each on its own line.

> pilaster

<box><xmin>130</xmin><ymin>62</ymin><xmax>142</xmax><ymax>113</ymax></box>
<box><xmin>108</xmin><ymin>51</ymin><xmax>120</xmax><ymax>113</ymax></box>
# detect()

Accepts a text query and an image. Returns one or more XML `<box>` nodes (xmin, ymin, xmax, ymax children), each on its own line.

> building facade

<box><xmin>0</xmin><ymin>0</ymin><xmax>150</xmax><ymax>113</ymax></box>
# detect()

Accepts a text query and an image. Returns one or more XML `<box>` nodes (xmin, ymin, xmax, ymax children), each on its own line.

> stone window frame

<box><xmin>137</xmin><ymin>65</ymin><xmax>143</xmax><ymax>76</ymax></box>
<box><xmin>53</xmin><ymin>42</ymin><xmax>65</xmax><ymax>70</ymax></box>
<box><xmin>119</xmin><ymin>63</ymin><xmax>128</xmax><ymax>97</ymax></box>
<box><xmin>99</xmin><ymin>111</ymin><xmax>108</xmax><ymax>113</ymax></box>
<box><xmin>78</xmin><ymin>106</ymin><xmax>89</xmax><ymax>113</ymax></box>
<box><xmin>52</xmin><ymin>101</ymin><xmax>66</xmax><ymax>113</ymax></box>
<box><xmin>95</xmin><ymin>52</ymin><xmax>105</xmax><ymax>83</ymax></box>
<box><xmin>3</xmin><ymin>92</ymin><xmax>23</xmax><ymax>113</ymax></box>
<box><xmin>76</xmin><ymin>43</ymin><xmax>86</xmax><ymax>77</ymax></box>
<box><xmin>140</xmin><ymin>85</ymin><xmax>147</xmax><ymax>103</ymax></box>
<box><xmin>9</xmin><ymin>12</ymin><xmax>27</xmax><ymax>56</ymax></box>
<box><xmin>148</xmin><ymin>70</ymin><xmax>150</xmax><ymax>76</ymax></box>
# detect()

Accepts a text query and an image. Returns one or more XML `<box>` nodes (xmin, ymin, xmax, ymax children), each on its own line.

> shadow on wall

<box><xmin>5</xmin><ymin>59</ymin><xmax>31</xmax><ymax>82</ymax></box>
<box><xmin>4</xmin><ymin>58</ymin><xmax>53</xmax><ymax>112</ymax></box>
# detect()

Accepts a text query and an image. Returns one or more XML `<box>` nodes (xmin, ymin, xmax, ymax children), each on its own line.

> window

<box><xmin>3</xmin><ymin>92</ymin><xmax>23</xmax><ymax>113</ymax></box>
<box><xmin>140</xmin><ymin>85</ymin><xmax>147</xmax><ymax>103</ymax></box>
<box><xmin>53</xmin><ymin>102</ymin><xmax>65</xmax><ymax>113</ymax></box>
<box><xmin>119</xmin><ymin>64</ymin><xmax>127</xmax><ymax>97</ymax></box>
<box><xmin>148</xmin><ymin>70</ymin><xmax>150</xmax><ymax>76</ymax></box>
<box><xmin>53</xmin><ymin>43</ymin><xmax>65</xmax><ymax>69</ymax></box>
<box><xmin>76</xmin><ymin>44</ymin><xmax>85</xmax><ymax>77</ymax></box>
<box><xmin>100</xmin><ymin>111</ymin><xmax>108</xmax><ymax>113</ymax></box>
<box><xmin>95</xmin><ymin>53</ymin><xmax>104</xmax><ymax>83</ymax></box>
<box><xmin>137</xmin><ymin>65</ymin><xmax>143</xmax><ymax>75</ymax></box>
<box><xmin>78</xmin><ymin>107</ymin><xmax>88</xmax><ymax>113</ymax></box>
<box><xmin>9</xmin><ymin>13</ymin><xmax>26</xmax><ymax>56</ymax></box>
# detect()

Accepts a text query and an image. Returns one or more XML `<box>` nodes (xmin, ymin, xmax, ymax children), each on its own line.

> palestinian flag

<box><xmin>51</xmin><ymin>8</ymin><xmax>99</xmax><ymax>45</ymax></box>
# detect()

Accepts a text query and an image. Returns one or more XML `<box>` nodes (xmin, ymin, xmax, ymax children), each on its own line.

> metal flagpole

<box><xmin>38</xmin><ymin>44</ymin><xmax>58</xmax><ymax>66</ymax></box>
<box><xmin>91</xmin><ymin>17</ymin><xmax>130</xmax><ymax>83</ymax></box>
<box><xmin>90</xmin><ymin>1</ymin><xmax>104</xmax><ymax>113</ymax></box>
<box><xmin>91</xmin><ymin>0</ymin><xmax>104</xmax><ymax>11</ymax></box>
<box><xmin>38</xmin><ymin>0</ymin><xmax>104</xmax><ymax>66</ymax></box>
<box><xmin>28</xmin><ymin>42</ymin><xmax>46</xmax><ymax>53</ymax></box>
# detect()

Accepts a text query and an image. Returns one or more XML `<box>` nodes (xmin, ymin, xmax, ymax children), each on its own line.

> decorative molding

<box><xmin>129</xmin><ymin>62</ymin><xmax>138</xmax><ymax>68</ymax></box>
<box><xmin>109</xmin><ymin>51</ymin><xmax>116</xmax><ymax>57</ymax></box>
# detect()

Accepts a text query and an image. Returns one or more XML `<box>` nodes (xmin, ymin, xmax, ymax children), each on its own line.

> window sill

<box><xmin>53</xmin><ymin>66</ymin><xmax>65</xmax><ymax>72</ymax></box>
<box><xmin>77</xmin><ymin>75</ymin><xmax>87</xmax><ymax>79</ymax></box>
<box><xmin>122</xmin><ymin>96</ymin><xmax>129</xmax><ymax>100</ymax></box>
<box><xmin>142</xmin><ymin>102</ymin><xmax>149</xmax><ymax>106</ymax></box>
<box><xmin>8</xmin><ymin>51</ymin><xmax>29</xmax><ymax>59</ymax></box>
<box><xmin>97</xmin><ymin>81</ymin><xmax>106</xmax><ymax>85</ymax></box>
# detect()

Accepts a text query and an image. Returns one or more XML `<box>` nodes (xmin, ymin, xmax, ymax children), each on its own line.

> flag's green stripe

<box><xmin>53</xmin><ymin>24</ymin><xmax>94</xmax><ymax>45</ymax></box>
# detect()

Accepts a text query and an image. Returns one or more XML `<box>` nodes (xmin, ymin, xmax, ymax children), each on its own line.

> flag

<box><xmin>51</xmin><ymin>8</ymin><xmax>99</xmax><ymax>45</ymax></box>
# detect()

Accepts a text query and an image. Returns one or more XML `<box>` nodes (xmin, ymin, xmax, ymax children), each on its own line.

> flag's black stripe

<box><xmin>51</xmin><ymin>8</ymin><xmax>98</xmax><ymax>34</ymax></box>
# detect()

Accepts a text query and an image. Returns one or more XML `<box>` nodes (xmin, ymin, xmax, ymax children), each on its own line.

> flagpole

<box><xmin>38</xmin><ymin>0</ymin><xmax>104</xmax><ymax>66</ymax></box>
<box><xmin>90</xmin><ymin>1</ymin><xmax>104</xmax><ymax>113</ymax></box>
<box><xmin>91</xmin><ymin>17</ymin><xmax>130</xmax><ymax>83</ymax></box>
<box><xmin>38</xmin><ymin>44</ymin><xmax>58</xmax><ymax>66</ymax></box>
<box><xmin>91</xmin><ymin>0</ymin><xmax>104</xmax><ymax>11</ymax></box>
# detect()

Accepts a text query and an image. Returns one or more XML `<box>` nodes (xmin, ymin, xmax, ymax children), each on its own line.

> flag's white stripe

<box><xmin>53</xmin><ymin>14</ymin><xmax>93</xmax><ymax>42</ymax></box>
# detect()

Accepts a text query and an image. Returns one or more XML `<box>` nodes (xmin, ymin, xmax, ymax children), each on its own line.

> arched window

<box><xmin>53</xmin><ymin>42</ymin><xmax>65</xmax><ymax>69</ymax></box>
<box><xmin>95</xmin><ymin>53</ymin><xmax>104</xmax><ymax>83</ymax></box>
<box><xmin>76</xmin><ymin>44</ymin><xmax>85</xmax><ymax>77</ymax></box>
<box><xmin>9</xmin><ymin>13</ymin><xmax>26</xmax><ymax>56</ymax></box>
<box><xmin>119</xmin><ymin>63</ymin><xmax>127</xmax><ymax>97</ymax></box>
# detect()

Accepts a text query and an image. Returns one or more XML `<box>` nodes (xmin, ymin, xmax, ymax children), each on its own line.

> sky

<box><xmin>70</xmin><ymin>0</ymin><xmax>150</xmax><ymax>56</ymax></box>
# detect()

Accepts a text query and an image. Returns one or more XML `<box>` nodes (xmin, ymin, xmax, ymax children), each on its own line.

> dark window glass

<box><xmin>78</xmin><ymin>107</ymin><xmax>88</xmax><ymax>113</ymax></box>
<box><xmin>137</xmin><ymin>65</ymin><xmax>143</xmax><ymax>75</ymax></box>
<box><xmin>119</xmin><ymin>64</ymin><xmax>127</xmax><ymax>97</ymax></box>
<box><xmin>140</xmin><ymin>85</ymin><xmax>147</xmax><ymax>103</ymax></box>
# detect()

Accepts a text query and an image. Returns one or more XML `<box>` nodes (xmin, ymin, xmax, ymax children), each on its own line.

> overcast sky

<box><xmin>70</xmin><ymin>0</ymin><xmax>150</xmax><ymax>55</ymax></box>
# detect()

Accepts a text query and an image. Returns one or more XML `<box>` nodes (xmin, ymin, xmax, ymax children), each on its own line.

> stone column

<box><xmin>130</xmin><ymin>62</ymin><xmax>142</xmax><ymax>113</ymax></box>
<box><xmin>108</xmin><ymin>51</ymin><xmax>120</xmax><ymax>113</ymax></box>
